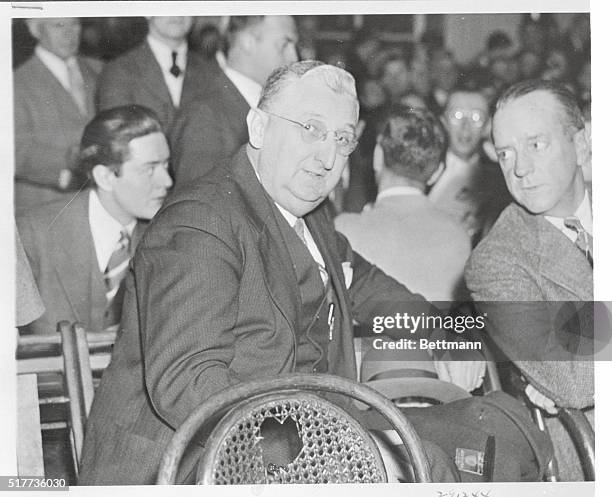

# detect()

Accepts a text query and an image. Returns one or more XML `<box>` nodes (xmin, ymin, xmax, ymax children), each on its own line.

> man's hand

<box><xmin>433</xmin><ymin>360</ymin><xmax>486</xmax><ymax>392</ymax></box>
<box><xmin>525</xmin><ymin>384</ymin><xmax>558</xmax><ymax>414</ymax></box>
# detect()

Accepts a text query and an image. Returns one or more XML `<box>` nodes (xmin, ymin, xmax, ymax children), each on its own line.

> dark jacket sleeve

<box><xmin>135</xmin><ymin>199</ymin><xmax>245</xmax><ymax>429</ymax></box>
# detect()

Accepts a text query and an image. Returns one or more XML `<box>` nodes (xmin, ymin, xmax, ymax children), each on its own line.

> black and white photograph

<box><xmin>3</xmin><ymin>1</ymin><xmax>608</xmax><ymax>495</ymax></box>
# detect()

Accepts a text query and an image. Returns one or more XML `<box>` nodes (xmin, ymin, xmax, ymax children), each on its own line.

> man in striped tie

<box><xmin>17</xmin><ymin>105</ymin><xmax>173</xmax><ymax>335</ymax></box>
<box><xmin>465</xmin><ymin>79</ymin><xmax>593</xmax><ymax>480</ymax></box>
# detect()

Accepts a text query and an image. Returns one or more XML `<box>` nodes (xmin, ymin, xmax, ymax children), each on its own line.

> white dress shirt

<box><xmin>147</xmin><ymin>35</ymin><xmax>187</xmax><ymax>107</ymax></box>
<box><xmin>35</xmin><ymin>45</ymin><xmax>77</xmax><ymax>92</ymax></box>
<box><xmin>545</xmin><ymin>190</ymin><xmax>593</xmax><ymax>242</ymax></box>
<box><xmin>88</xmin><ymin>190</ymin><xmax>137</xmax><ymax>272</ymax></box>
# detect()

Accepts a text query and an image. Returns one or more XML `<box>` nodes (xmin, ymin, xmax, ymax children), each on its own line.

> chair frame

<box><xmin>157</xmin><ymin>373</ymin><xmax>432</xmax><ymax>484</ymax></box>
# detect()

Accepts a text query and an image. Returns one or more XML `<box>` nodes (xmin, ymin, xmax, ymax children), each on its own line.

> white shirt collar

<box><xmin>35</xmin><ymin>45</ymin><xmax>75</xmax><ymax>91</ymax></box>
<box><xmin>376</xmin><ymin>185</ymin><xmax>424</xmax><ymax>202</ymax></box>
<box><xmin>223</xmin><ymin>65</ymin><xmax>262</xmax><ymax>109</ymax></box>
<box><xmin>147</xmin><ymin>34</ymin><xmax>187</xmax><ymax>71</ymax></box>
<box><xmin>544</xmin><ymin>189</ymin><xmax>592</xmax><ymax>241</ymax></box>
<box><xmin>146</xmin><ymin>35</ymin><xmax>188</xmax><ymax>107</ymax></box>
<box><xmin>89</xmin><ymin>190</ymin><xmax>137</xmax><ymax>272</ymax></box>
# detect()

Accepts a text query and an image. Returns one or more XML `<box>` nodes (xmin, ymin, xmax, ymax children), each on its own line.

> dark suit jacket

<box><xmin>465</xmin><ymin>202</ymin><xmax>594</xmax><ymax>480</ymax></box>
<box><xmin>96</xmin><ymin>41</ymin><xmax>218</xmax><ymax>133</ymax></box>
<box><xmin>17</xmin><ymin>190</ymin><xmax>144</xmax><ymax>336</ymax></box>
<box><xmin>13</xmin><ymin>54</ymin><xmax>101</xmax><ymax>213</ymax></box>
<box><xmin>79</xmin><ymin>147</ymin><xmax>433</xmax><ymax>484</ymax></box>
<box><xmin>169</xmin><ymin>68</ymin><xmax>250</xmax><ymax>187</ymax></box>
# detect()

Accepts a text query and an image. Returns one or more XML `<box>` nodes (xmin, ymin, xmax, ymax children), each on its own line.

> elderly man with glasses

<box><xmin>80</xmin><ymin>61</ymin><xmax>483</xmax><ymax>485</ymax></box>
<box><xmin>429</xmin><ymin>82</ymin><xmax>512</xmax><ymax>246</ymax></box>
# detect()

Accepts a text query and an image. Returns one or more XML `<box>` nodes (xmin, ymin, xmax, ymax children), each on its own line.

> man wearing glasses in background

<box><xmin>429</xmin><ymin>81</ymin><xmax>511</xmax><ymax>246</ymax></box>
<box><xmin>80</xmin><ymin>60</ymin><xmax>483</xmax><ymax>485</ymax></box>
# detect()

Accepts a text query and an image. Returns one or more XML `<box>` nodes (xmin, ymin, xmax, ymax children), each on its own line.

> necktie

<box><xmin>564</xmin><ymin>216</ymin><xmax>593</xmax><ymax>266</ymax></box>
<box><xmin>294</xmin><ymin>218</ymin><xmax>328</xmax><ymax>284</ymax></box>
<box><xmin>103</xmin><ymin>230</ymin><xmax>131</xmax><ymax>328</ymax></box>
<box><xmin>170</xmin><ymin>51</ymin><xmax>182</xmax><ymax>78</ymax></box>
<box><xmin>66</xmin><ymin>58</ymin><xmax>87</xmax><ymax>115</ymax></box>
<box><xmin>293</xmin><ymin>218</ymin><xmax>309</xmax><ymax>247</ymax></box>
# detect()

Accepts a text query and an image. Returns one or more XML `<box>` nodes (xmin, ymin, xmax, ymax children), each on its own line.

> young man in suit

<box><xmin>14</xmin><ymin>18</ymin><xmax>102</xmax><ymax>214</ymax></box>
<box><xmin>79</xmin><ymin>61</ymin><xmax>483</xmax><ymax>485</ymax></box>
<box><xmin>96</xmin><ymin>16</ymin><xmax>214</xmax><ymax>134</ymax></box>
<box><xmin>465</xmin><ymin>79</ymin><xmax>593</xmax><ymax>480</ymax></box>
<box><xmin>170</xmin><ymin>15</ymin><xmax>298</xmax><ymax>186</ymax></box>
<box><xmin>17</xmin><ymin>105</ymin><xmax>173</xmax><ymax>336</ymax></box>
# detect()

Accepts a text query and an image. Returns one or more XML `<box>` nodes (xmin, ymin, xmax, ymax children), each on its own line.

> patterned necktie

<box><xmin>170</xmin><ymin>51</ymin><xmax>182</xmax><ymax>78</ymax></box>
<box><xmin>294</xmin><ymin>218</ymin><xmax>328</xmax><ymax>285</ymax></box>
<box><xmin>66</xmin><ymin>58</ymin><xmax>87</xmax><ymax>115</ymax></box>
<box><xmin>564</xmin><ymin>216</ymin><xmax>593</xmax><ymax>267</ymax></box>
<box><xmin>103</xmin><ymin>230</ymin><xmax>131</xmax><ymax>328</ymax></box>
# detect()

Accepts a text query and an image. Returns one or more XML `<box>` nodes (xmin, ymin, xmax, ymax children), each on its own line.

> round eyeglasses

<box><xmin>447</xmin><ymin>108</ymin><xmax>487</xmax><ymax>128</ymax></box>
<box><xmin>263</xmin><ymin>110</ymin><xmax>358</xmax><ymax>156</ymax></box>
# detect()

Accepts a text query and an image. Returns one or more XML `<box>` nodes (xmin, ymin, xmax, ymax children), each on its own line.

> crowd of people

<box><xmin>13</xmin><ymin>14</ymin><xmax>593</xmax><ymax>485</ymax></box>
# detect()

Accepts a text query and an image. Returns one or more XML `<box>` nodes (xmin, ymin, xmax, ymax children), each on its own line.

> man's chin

<box><xmin>284</xmin><ymin>196</ymin><xmax>325</xmax><ymax>218</ymax></box>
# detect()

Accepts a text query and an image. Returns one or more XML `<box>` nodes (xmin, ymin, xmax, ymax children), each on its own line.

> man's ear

<box><xmin>91</xmin><ymin>165</ymin><xmax>116</xmax><ymax>192</ymax></box>
<box><xmin>247</xmin><ymin>108</ymin><xmax>267</xmax><ymax>149</ymax></box>
<box><xmin>25</xmin><ymin>19</ymin><xmax>41</xmax><ymax>40</ymax></box>
<box><xmin>573</xmin><ymin>126</ymin><xmax>590</xmax><ymax>169</ymax></box>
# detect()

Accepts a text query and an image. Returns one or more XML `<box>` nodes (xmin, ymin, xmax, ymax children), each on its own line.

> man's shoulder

<box><xmin>14</xmin><ymin>55</ymin><xmax>45</xmax><ymax>85</ymax></box>
<box><xmin>101</xmin><ymin>42</ymin><xmax>147</xmax><ymax>73</ymax></box>
<box><xmin>186</xmin><ymin>52</ymin><xmax>220</xmax><ymax>77</ymax></box>
<box><xmin>17</xmin><ymin>192</ymin><xmax>89</xmax><ymax>249</ymax></box>
<box><xmin>157</xmin><ymin>166</ymin><xmax>242</xmax><ymax>221</ymax></box>
<box><xmin>467</xmin><ymin>203</ymin><xmax>536</xmax><ymax>274</ymax></box>
<box><xmin>476</xmin><ymin>203</ymin><xmax>534</xmax><ymax>247</ymax></box>
<box><xmin>20</xmin><ymin>193</ymin><xmax>85</xmax><ymax>223</ymax></box>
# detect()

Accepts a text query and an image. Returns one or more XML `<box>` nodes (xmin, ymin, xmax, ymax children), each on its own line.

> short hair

<box><xmin>494</xmin><ymin>79</ymin><xmax>584</xmax><ymax>133</ymax></box>
<box><xmin>444</xmin><ymin>68</ymin><xmax>493</xmax><ymax>114</ymax></box>
<box><xmin>223</xmin><ymin>15</ymin><xmax>265</xmax><ymax>53</ymax></box>
<box><xmin>257</xmin><ymin>60</ymin><xmax>358</xmax><ymax>112</ymax></box>
<box><xmin>378</xmin><ymin>105</ymin><xmax>448</xmax><ymax>183</ymax></box>
<box><xmin>78</xmin><ymin>105</ymin><xmax>163</xmax><ymax>181</ymax></box>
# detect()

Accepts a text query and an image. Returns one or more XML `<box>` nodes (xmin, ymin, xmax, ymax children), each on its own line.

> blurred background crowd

<box><xmin>12</xmin><ymin>12</ymin><xmax>591</xmax><ymax>216</ymax></box>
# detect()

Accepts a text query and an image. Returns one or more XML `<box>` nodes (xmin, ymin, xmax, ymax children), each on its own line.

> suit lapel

<box><xmin>49</xmin><ymin>190</ymin><xmax>105</xmax><ymax>326</ymax></box>
<box><xmin>180</xmin><ymin>54</ymin><xmax>220</xmax><ymax>107</ymax></box>
<box><xmin>215</xmin><ymin>71</ymin><xmax>251</xmax><ymax>137</ymax></box>
<box><xmin>306</xmin><ymin>204</ymin><xmax>357</xmax><ymax>378</ymax></box>
<box><xmin>530</xmin><ymin>212</ymin><xmax>593</xmax><ymax>300</ymax></box>
<box><xmin>230</xmin><ymin>149</ymin><xmax>300</xmax><ymax>335</ymax></box>
<box><xmin>134</xmin><ymin>42</ymin><xmax>174</xmax><ymax>109</ymax></box>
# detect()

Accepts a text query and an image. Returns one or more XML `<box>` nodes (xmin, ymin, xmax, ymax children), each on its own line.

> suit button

<box><xmin>312</xmin><ymin>367</ymin><xmax>318</xmax><ymax>373</ymax></box>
